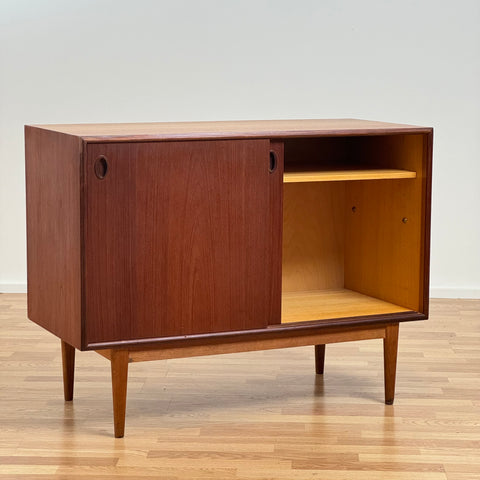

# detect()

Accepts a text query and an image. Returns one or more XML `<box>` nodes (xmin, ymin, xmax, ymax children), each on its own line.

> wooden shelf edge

<box><xmin>283</xmin><ymin>168</ymin><xmax>417</xmax><ymax>183</ymax></box>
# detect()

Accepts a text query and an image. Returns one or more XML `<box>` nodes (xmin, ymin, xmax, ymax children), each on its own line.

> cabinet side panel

<box><xmin>85</xmin><ymin>140</ymin><xmax>281</xmax><ymax>344</ymax></box>
<box><xmin>25</xmin><ymin>127</ymin><xmax>82</xmax><ymax>349</ymax></box>
<box><xmin>344</xmin><ymin>134</ymin><xmax>426</xmax><ymax>312</ymax></box>
<box><xmin>421</xmin><ymin>131</ymin><xmax>433</xmax><ymax>317</ymax></box>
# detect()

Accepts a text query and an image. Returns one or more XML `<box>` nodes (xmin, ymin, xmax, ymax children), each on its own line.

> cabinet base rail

<box><xmin>61</xmin><ymin>322</ymin><xmax>399</xmax><ymax>438</ymax></box>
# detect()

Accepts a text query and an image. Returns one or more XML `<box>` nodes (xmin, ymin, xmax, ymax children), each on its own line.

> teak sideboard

<box><xmin>25</xmin><ymin>119</ymin><xmax>433</xmax><ymax>437</ymax></box>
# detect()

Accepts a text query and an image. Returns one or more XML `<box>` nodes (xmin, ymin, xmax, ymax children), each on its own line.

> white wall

<box><xmin>1</xmin><ymin>0</ymin><xmax>479</xmax><ymax>297</ymax></box>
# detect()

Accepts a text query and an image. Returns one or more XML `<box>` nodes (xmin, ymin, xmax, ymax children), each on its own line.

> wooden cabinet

<box><xmin>25</xmin><ymin>119</ymin><xmax>433</xmax><ymax>437</ymax></box>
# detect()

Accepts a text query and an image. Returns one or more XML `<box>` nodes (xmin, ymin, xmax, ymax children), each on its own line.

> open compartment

<box><xmin>280</xmin><ymin>134</ymin><xmax>427</xmax><ymax>324</ymax></box>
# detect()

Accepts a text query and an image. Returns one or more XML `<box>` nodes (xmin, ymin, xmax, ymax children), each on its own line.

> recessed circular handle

<box><xmin>94</xmin><ymin>156</ymin><xmax>108</xmax><ymax>179</ymax></box>
<box><xmin>269</xmin><ymin>151</ymin><xmax>277</xmax><ymax>173</ymax></box>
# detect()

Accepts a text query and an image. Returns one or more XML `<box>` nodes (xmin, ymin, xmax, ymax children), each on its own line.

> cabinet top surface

<box><xmin>27</xmin><ymin>119</ymin><xmax>432</xmax><ymax>143</ymax></box>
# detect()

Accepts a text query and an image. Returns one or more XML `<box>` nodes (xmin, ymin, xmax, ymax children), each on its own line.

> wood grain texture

<box><xmin>28</xmin><ymin>119</ymin><xmax>433</xmax><ymax>143</ymax></box>
<box><xmin>25</xmin><ymin>126</ymin><xmax>83</xmax><ymax>349</ymax></box>
<box><xmin>344</xmin><ymin>134</ymin><xmax>427</xmax><ymax>312</ymax></box>
<box><xmin>1</xmin><ymin>294</ymin><xmax>479</xmax><ymax>479</ymax></box>
<box><xmin>84</xmin><ymin>140</ymin><xmax>282</xmax><ymax>345</ymax></box>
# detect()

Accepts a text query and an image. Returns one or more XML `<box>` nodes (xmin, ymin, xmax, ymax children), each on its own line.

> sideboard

<box><xmin>25</xmin><ymin>119</ymin><xmax>433</xmax><ymax>437</ymax></box>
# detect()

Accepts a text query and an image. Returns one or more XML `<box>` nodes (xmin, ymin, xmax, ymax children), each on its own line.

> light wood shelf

<box><xmin>282</xmin><ymin>289</ymin><xmax>411</xmax><ymax>323</ymax></box>
<box><xmin>283</xmin><ymin>168</ymin><xmax>417</xmax><ymax>183</ymax></box>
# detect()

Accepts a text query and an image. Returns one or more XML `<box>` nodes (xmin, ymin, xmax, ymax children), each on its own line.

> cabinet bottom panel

<box><xmin>281</xmin><ymin>288</ymin><xmax>411</xmax><ymax>324</ymax></box>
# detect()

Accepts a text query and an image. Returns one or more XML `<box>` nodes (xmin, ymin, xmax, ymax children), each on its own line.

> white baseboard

<box><xmin>1</xmin><ymin>283</ymin><xmax>479</xmax><ymax>299</ymax></box>
<box><xmin>430</xmin><ymin>287</ymin><xmax>480</xmax><ymax>299</ymax></box>
<box><xmin>0</xmin><ymin>284</ymin><xmax>27</xmax><ymax>293</ymax></box>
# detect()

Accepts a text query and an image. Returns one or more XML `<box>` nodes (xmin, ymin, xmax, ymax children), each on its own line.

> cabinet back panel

<box><xmin>284</xmin><ymin>137</ymin><xmax>350</xmax><ymax>170</ymax></box>
<box><xmin>344</xmin><ymin>134</ymin><xmax>426</xmax><ymax>312</ymax></box>
<box><xmin>282</xmin><ymin>182</ymin><xmax>345</xmax><ymax>292</ymax></box>
<box><xmin>25</xmin><ymin>127</ymin><xmax>82</xmax><ymax>349</ymax></box>
<box><xmin>84</xmin><ymin>140</ymin><xmax>281</xmax><ymax>344</ymax></box>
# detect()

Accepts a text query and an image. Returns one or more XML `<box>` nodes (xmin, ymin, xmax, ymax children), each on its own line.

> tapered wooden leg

<box><xmin>315</xmin><ymin>344</ymin><xmax>326</xmax><ymax>375</ymax></box>
<box><xmin>111</xmin><ymin>349</ymin><xmax>129</xmax><ymax>438</ymax></box>
<box><xmin>61</xmin><ymin>340</ymin><xmax>75</xmax><ymax>401</ymax></box>
<box><xmin>384</xmin><ymin>323</ymin><xmax>399</xmax><ymax>405</ymax></box>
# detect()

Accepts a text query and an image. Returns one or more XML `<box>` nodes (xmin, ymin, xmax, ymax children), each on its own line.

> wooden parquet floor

<box><xmin>0</xmin><ymin>293</ymin><xmax>479</xmax><ymax>479</ymax></box>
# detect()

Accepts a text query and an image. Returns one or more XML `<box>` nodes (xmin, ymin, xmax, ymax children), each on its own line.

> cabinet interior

<box><xmin>281</xmin><ymin>134</ymin><xmax>426</xmax><ymax>324</ymax></box>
